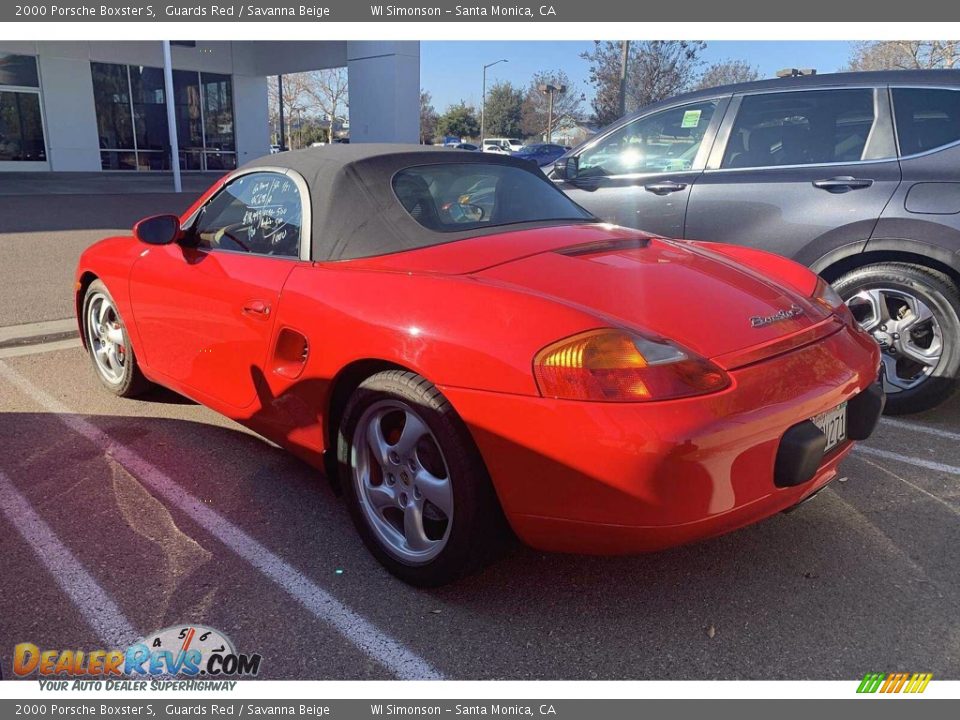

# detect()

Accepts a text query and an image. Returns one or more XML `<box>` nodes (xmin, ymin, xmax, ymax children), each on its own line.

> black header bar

<box><xmin>3</xmin><ymin>1</ymin><xmax>958</xmax><ymax>22</ymax></box>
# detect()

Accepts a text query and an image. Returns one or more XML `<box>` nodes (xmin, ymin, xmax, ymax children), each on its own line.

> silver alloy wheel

<box><xmin>351</xmin><ymin>399</ymin><xmax>453</xmax><ymax>564</ymax></box>
<box><xmin>846</xmin><ymin>287</ymin><xmax>943</xmax><ymax>393</ymax></box>
<box><xmin>86</xmin><ymin>292</ymin><xmax>127</xmax><ymax>384</ymax></box>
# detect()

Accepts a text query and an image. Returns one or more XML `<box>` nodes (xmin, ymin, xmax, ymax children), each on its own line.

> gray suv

<box><xmin>554</xmin><ymin>70</ymin><xmax>960</xmax><ymax>414</ymax></box>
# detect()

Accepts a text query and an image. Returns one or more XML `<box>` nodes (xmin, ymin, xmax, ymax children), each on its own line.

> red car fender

<box><xmin>75</xmin><ymin>237</ymin><xmax>148</xmax><ymax>365</ymax></box>
<box><xmin>75</xmin><ymin>176</ymin><xmax>228</xmax><ymax>370</ymax></box>
<box><xmin>254</xmin><ymin>263</ymin><xmax>606</xmax><ymax>457</ymax></box>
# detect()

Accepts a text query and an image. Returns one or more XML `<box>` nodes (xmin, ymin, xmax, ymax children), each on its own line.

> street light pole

<box><xmin>538</xmin><ymin>83</ymin><xmax>566</xmax><ymax>144</ymax></box>
<box><xmin>277</xmin><ymin>75</ymin><xmax>286</xmax><ymax>151</ymax></box>
<box><xmin>618</xmin><ymin>40</ymin><xmax>630</xmax><ymax>118</ymax></box>
<box><xmin>161</xmin><ymin>40</ymin><xmax>181</xmax><ymax>192</ymax></box>
<box><xmin>480</xmin><ymin>58</ymin><xmax>508</xmax><ymax>144</ymax></box>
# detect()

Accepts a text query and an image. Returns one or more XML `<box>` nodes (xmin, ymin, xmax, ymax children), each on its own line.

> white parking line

<box><xmin>0</xmin><ymin>339</ymin><xmax>81</xmax><ymax>359</ymax></box>
<box><xmin>0</xmin><ymin>469</ymin><xmax>139</xmax><ymax>647</ymax></box>
<box><xmin>881</xmin><ymin>417</ymin><xmax>960</xmax><ymax>443</ymax></box>
<box><xmin>0</xmin><ymin>318</ymin><xmax>77</xmax><ymax>344</ymax></box>
<box><xmin>855</xmin><ymin>455</ymin><xmax>959</xmax><ymax>516</ymax></box>
<box><xmin>0</xmin><ymin>360</ymin><xmax>444</xmax><ymax>681</ymax></box>
<box><xmin>855</xmin><ymin>445</ymin><xmax>960</xmax><ymax>476</ymax></box>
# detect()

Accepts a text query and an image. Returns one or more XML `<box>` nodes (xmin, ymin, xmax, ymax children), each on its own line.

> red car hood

<box><xmin>345</xmin><ymin>224</ymin><xmax>836</xmax><ymax>364</ymax></box>
<box><xmin>471</xmin><ymin>231</ymin><xmax>835</xmax><ymax>363</ymax></box>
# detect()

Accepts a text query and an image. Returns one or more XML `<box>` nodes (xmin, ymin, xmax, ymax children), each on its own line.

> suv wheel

<box><xmin>834</xmin><ymin>263</ymin><xmax>960</xmax><ymax>414</ymax></box>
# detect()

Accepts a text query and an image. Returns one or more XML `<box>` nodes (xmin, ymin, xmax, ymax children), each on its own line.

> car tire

<box><xmin>337</xmin><ymin>370</ymin><xmax>507</xmax><ymax>586</ymax></box>
<box><xmin>82</xmin><ymin>279</ymin><xmax>152</xmax><ymax>398</ymax></box>
<box><xmin>833</xmin><ymin>263</ymin><xmax>960</xmax><ymax>415</ymax></box>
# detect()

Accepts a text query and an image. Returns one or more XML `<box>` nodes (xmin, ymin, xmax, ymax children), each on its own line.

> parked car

<box><xmin>269</xmin><ymin>144</ymin><xmax>282</xmax><ymax>154</ymax></box>
<box><xmin>553</xmin><ymin>70</ymin><xmax>960</xmax><ymax>413</ymax></box>
<box><xmin>513</xmin><ymin>143</ymin><xmax>570</xmax><ymax>167</ymax></box>
<box><xmin>482</xmin><ymin>138</ymin><xmax>524</xmax><ymax>154</ymax></box>
<box><xmin>452</xmin><ymin>142</ymin><xmax>479</xmax><ymax>151</ymax></box>
<box><xmin>75</xmin><ymin>145</ymin><xmax>882</xmax><ymax>585</ymax></box>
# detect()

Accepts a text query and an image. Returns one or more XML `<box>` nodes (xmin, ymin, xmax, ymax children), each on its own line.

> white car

<box><xmin>482</xmin><ymin>138</ymin><xmax>524</xmax><ymax>154</ymax></box>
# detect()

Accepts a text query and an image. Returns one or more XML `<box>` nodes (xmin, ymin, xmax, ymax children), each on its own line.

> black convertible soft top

<box><xmin>241</xmin><ymin>144</ymin><xmax>594</xmax><ymax>262</ymax></box>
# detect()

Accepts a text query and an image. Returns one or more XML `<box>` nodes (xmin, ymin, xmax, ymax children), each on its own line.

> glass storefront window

<box><xmin>99</xmin><ymin>150</ymin><xmax>137</xmax><ymax>171</ymax></box>
<box><xmin>130</xmin><ymin>66</ymin><xmax>169</xmax><ymax>155</ymax></box>
<box><xmin>0</xmin><ymin>55</ymin><xmax>46</xmax><ymax>164</ymax></box>
<box><xmin>202</xmin><ymin>72</ymin><xmax>235</xmax><ymax>152</ymax></box>
<box><xmin>91</xmin><ymin>62</ymin><xmax>134</xmax><ymax>152</ymax></box>
<box><xmin>173</xmin><ymin>69</ymin><xmax>204</xmax><ymax>160</ymax></box>
<box><xmin>203</xmin><ymin>152</ymin><xmax>237</xmax><ymax>170</ymax></box>
<box><xmin>0</xmin><ymin>53</ymin><xmax>40</xmax><ymax>88</ymax></box>
<box><xmin>91</xmin><ymin>61</ymin><xmax>236</xmax><ymax>171</ymax></box>
<box><xmin>0</xmin><ymin>91</ymin><xmax>46</xmax><ymax>161</ymax></box>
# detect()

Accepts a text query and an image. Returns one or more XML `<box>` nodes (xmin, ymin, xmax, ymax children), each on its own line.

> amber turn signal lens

<box><xmin>813</xmin><ymin>276</ymin><xmax>855</xmax><ymax>324</ymax></box>
<box><xmin>534</xmin><ymin>329</ymin><xmax>730</xmax><ymax>402</ymax></box>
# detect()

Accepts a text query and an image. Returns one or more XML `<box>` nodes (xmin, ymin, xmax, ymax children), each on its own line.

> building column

<box><xmin>346</xmin><ymin>41</ymin><xmax>419</xmax><ymax>143</ymax></box>
<box><xmin>233</xmin><ymin>75</ymin><xmax>270</xmax><ymax>165</ymax></box>
<box><xmin>35</xmin><ymin>44</ymin><xmax>101</xmax><ymax>171</ymax></box>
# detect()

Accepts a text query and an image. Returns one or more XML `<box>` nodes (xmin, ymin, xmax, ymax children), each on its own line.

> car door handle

<box><xmin>812</xmin><ymin>176</ymin><xmax>874</xmax><ymax>193</ymax></box>
<box><xmin>644</xmin><ymin>181</ymin><xmax>688</xmax><ymax>195</ymax></box>
<box><xmin>242</xmin><ymin>300</ymin><xmax>271</xmax><ymax>317</ymax></box>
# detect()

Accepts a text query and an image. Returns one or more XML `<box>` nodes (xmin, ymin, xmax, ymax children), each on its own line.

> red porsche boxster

<box><xmin>75</xmin><ymin>145</ymin><xmax>884</xmax><ymax>585</ymax></box>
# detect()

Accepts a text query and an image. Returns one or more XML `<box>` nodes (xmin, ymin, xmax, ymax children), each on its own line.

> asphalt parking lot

<box><xmin>1</xmin><ymin>180</ymin><xmax>959</xmax><ymax>680</ymax></box>
<box><xmin>0</xmin><ymin>173</ymin><xmax>215</xmax><ymax>327</ymax></box>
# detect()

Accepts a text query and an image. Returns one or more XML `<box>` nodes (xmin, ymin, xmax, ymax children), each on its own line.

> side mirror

<box><xmin>133</xmin><ymin>214</ymin><xmax>182</xmax><ymax>245</ymax></box>
<box><xmin>553</xmin><ymin>155</ymin><xmax>578</xmax><ymax>181</ymax></box>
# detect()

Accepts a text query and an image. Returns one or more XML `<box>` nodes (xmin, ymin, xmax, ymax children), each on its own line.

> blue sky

<box><xmin>421</xmin><ymin>41</ymin><xmax>856</xmax><ymax>112</ymax></box>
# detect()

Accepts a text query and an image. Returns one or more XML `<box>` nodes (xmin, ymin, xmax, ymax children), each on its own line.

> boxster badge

<box><xmin>750</xmin><ymin>304</ymin><xmax>805</xmax><ymax>328</ymax></box>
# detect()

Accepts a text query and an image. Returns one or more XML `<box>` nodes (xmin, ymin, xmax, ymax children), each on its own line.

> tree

<box><xmin>303</xmin><ymin>67</ymin><xmax>349</xmax><ymax>144</ymax></box>
<box><xmin>847</xmin><ymin>41</ymin><xmax>960</xmax><ymax>71</ymax></box>
<box><xmin>581</xmin><ymin>40</ymin><xmax>706</xmax><ymax>126</ymax></box>
<box><xmin>483</xmin><ymin>81</ymin><xmax>524</xmax><ymax>138</ymax></box>
<box><xmin>267</xmin><ymin>69</ymin><xmax>349</xmax><ymax>147</ymax></box>
<box><xmin>437</xmin><ymin>102</ymin><xmax>480</xmax><ymax>140</ymax></box>
<box><xmin>420</xmin><ymin>89</ymin><xmax>439</xmax><ymax>144</ymax></box>
<box><xmin>267</xmin><ymin>73</ymin><xmax>312</xmax><ymax>147</ymax></box>
<box><xmin>695</xmin><ymin>59</ymin><xmax>761</xmax><ymax>90</ymax></box>
<box><xmin>520</xmin><ymin>69</ymin><xmax>585</xmax><ymax>140</ymax></box>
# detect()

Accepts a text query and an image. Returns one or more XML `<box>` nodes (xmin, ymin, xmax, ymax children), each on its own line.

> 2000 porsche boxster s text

<box><xmin>75</xmin><ymin>146</ymin><xmax>884</xmax><ymax>585</ymax></box>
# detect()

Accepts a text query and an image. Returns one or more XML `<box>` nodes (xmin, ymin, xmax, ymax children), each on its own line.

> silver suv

<box><xmin>554</xmin><ymin>70</ymin><xmax>960</xmax><ymax>414</ymax></box>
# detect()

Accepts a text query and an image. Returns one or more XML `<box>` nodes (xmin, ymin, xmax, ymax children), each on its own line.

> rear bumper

<box><xmin>774</xmin><ymin>381</ymin><xmax>884</xmax><ymax>488</ymax></box>
<box><xmin>441</xmin><ymin>324</ymin><xmax>882</xmax><ymax>555</ymax></box>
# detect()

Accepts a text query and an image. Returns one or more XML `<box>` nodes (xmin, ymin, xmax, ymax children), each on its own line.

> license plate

<box><xmin>811</xmin><ymin>402</ymin><xmax>847</xmax><ymax>453</ymax></box>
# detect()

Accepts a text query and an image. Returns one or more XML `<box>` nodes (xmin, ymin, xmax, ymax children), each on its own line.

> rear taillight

<box><xmin>813</xmin><ymin>276</ymin><xmax>856</xmax><ymax>324</ymax></box>
<box><xmin>533</xmin><ymin>329</ymin><xmax>730</xmax><ymax>402</ymax></box>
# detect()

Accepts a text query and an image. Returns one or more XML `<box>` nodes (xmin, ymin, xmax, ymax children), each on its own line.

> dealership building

<box><xmin>0</xmin><ymin>41</ymin><xmax>420</xmax><ymax>173</ymax></box>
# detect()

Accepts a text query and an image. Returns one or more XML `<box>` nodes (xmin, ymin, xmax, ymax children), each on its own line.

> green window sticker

<box><xmin>681</xmin><ymin>109</ymin><xmax>702</xmax><ymax>129</ymax></box>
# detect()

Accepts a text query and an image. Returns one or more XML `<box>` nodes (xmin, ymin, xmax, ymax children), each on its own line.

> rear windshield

<box><xmin>392</xmin><ymin>163</ymin><xmax>592</xmax><ymax>232</ymax></box>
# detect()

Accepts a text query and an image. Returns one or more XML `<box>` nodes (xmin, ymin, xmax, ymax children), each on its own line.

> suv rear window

<box><xmin>892</xmin><ymin>88</ymin><xmax>960</xmax><ymax>156</ymax></box>
<box><xmin>722</xmin><ymin>89</ymin><xmax>876</xmax><ymax>168</ymax></box>
<box><xmin>393</xmin><ymin>163</ymin><xmax>592</xmax><ymax>232</ymax></box>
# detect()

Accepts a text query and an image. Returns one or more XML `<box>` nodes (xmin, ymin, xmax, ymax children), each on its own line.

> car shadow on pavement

<box><xmin>138</xmin><ymin>385</ymin><xmax>199</xmax><ymax>406</ymax></box>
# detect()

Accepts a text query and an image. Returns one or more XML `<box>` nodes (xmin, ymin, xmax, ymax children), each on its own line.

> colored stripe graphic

<box><xmin>857</xmin><ymin>672</ymin><xmax>885</xmax><ymax>693</ymax></box>
<box><xmin>857</xmin><ymin>672</ymin><xmax>932</xmax><ymax>693</ymax></box>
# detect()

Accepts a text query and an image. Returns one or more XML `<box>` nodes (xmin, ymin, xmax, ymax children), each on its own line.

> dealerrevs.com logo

<box><xmin>14</xmin><ymin>625</ymin><xmax>261</xmax><ymax>691</ymax></box>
